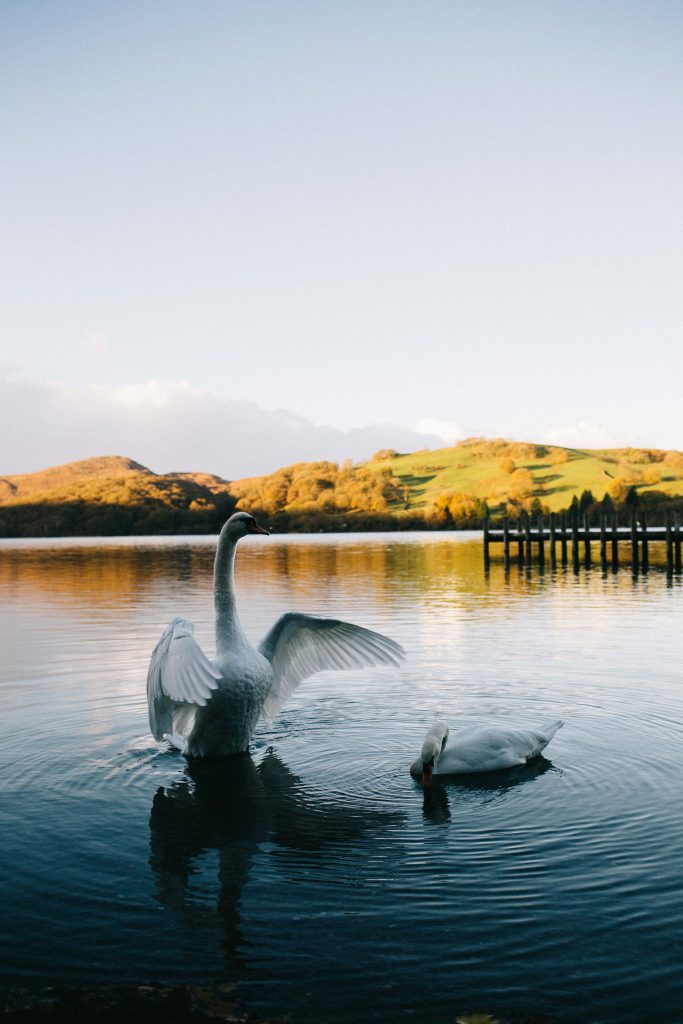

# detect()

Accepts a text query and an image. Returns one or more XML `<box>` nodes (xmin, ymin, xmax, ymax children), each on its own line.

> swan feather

<box><xmin>411</xmin><ymin>719</ymin><xmax>564</xmax><ymax>777</ymax></box>
<box><xmin>146</xmin><ymin>514</ymin><xmax>404</xmax><ymax>755</ymax></box>
<box><xmin>259</xmin><ymin>613</ymin><xmax>405</xmax><ymax>720</ymax></box>
<box><xmin>147</xmin><ymin>616</ymin><xmax>221</xmax><ymax>740</ymax></box>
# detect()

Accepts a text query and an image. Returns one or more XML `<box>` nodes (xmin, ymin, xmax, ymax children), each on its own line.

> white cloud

<box><xmin>414</xmin><ymin>417</ymin><xmax>468</xmax><ymax>445</ymax></box>
<box><xmin>105</xmin><ymin>379</ymin><xmax>203</xmax><ymax>412</ymax></box>
<box><xmin>0</xmin><ymin>370</ymin><xmax>442</xmax><ymax>478</ymax></box>
<box><xmin>541</xmin><ymin>421</ymin><xmax>621</xmax><ymax>450</ymax></box>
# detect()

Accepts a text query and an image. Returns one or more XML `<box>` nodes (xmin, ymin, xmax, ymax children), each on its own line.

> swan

<box><xmin>147</xmin><ymin>511</ymin><xmax>405</xmax><ymax>757</ymax></box>
<box><xmin>411</xmin><ymin>719</ymin><xmax>564</xmax><ymax>785</ymax></box>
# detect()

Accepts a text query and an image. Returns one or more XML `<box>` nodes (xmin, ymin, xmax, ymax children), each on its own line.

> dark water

<box><xmin>0</xmin><ymin>533</ymin><xmax>682</xmax><ymax>1023</ymax></box>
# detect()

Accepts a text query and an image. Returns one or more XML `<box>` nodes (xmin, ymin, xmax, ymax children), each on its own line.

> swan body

<box><xmin>147</xmin><ymin>511</ymin><xmax>405</xmax><ymax>757</ymax></box>
<box><xmin>411</xmin><ymin>718</ymin><xmax>563</xmax><ymax>784</ymax></box>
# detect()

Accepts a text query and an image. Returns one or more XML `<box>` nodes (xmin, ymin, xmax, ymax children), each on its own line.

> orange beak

<box><xmin>421</xmin><ymin>762</ymin><xmax>433</xmax><ymax>787</ymax></box>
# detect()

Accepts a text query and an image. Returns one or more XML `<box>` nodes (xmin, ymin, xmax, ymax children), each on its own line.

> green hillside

<box><xmin>365</xmin><ymin>439</ymin><xmax>683</xmax><ymax>513</ymax></box>
<box><xmin>230</xmin><ymin>437</ymin><xmax>683</xmax><ymax>528</ymax></box>
<box><xmin>2</xmin><ymin>440</ymin><xmax>683</xmax><ymax>537</ymax></box>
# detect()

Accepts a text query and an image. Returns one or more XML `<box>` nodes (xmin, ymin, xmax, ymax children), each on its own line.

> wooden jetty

<box><xmin>483</xmin><ymin>509</ymin><xmax>683</xmax><ymax>573</ymax></box>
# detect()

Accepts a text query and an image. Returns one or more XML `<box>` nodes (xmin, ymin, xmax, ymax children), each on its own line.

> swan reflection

<box><xmin>149</xmin><ymin>750</ymin><xmax>403</xmax><ymax>964</ymax></box>
<box><xmin>420</xmin><ymin>756</ymin><xmax>556</xmax><ymax>824</ymax></box>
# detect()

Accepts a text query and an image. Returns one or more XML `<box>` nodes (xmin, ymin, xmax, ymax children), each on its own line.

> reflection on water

<box><xmin>1</xmin><ymin>533</ymin><xmax>683</xmax><ymax>1024</ymax></box>
<box><xmin>149</xmin><ymin>751</ymin><xmax>403</xmax><ymax>968</ymax></box>
<box><xmin>7</xmin><ymin>528</ymin><xmax>665</xmax><ymax>607</ymax></box>
<box><xmin>421</xmin><ymin>757</ymin><xmax>556</xmax><ymax>825</ymax></box>
<box><xmin>1</xmin><ymin>534</ymin><xmax>679</xmax><ymax>638</ymax></box>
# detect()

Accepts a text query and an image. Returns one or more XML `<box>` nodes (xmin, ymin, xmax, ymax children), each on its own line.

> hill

<box><xmin>229</xmin><ymin>438</ymin><xmax>683</xmax><ymax>530</ymax></box>
<box><xmin>0</xmin><ymin>456</ymin><xmax>150</xmax><ymax>502</ymax></box>
<box><xmin>0</xmin><ymin>456</ymin><xmax>235</xmax><ymax>537</ymax></box>
<box><xmin>2</xmin><ymin>441</ymin><xmax>683</xmax><ymax>537</ymax></box>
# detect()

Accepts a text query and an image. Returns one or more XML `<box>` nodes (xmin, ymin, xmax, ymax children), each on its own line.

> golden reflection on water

<box><xmin>0</xmin><ymin>542</ymin><xmax>214</xmax><ymax>611</ymax></box>
<box><xmin>0</xmin><ymin>534</ymin><xmax>678</xmax><ymax>619</ymax></box>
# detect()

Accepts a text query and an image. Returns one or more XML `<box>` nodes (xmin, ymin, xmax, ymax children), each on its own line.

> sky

<box><xmin>1</xmin><ymin>0</ymin><xmax>682</xmax><ymax>478</ymax></box>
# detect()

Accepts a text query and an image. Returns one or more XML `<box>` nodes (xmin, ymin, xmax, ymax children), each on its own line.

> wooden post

<box><xmin>517</xmin><ymin>515</ymin><xmax>524</xmax><ymax>565</ymax></box>
<box><xmin>524</xmin><ymin>512</ymin><xmax>532</xmax><ymax>566</ymax></box>
<box><xmin>640</xmin><ymin>510</ymin><xmax>649</xmax><ymax>572</ymax></box>
<box><xmin>483</xmin><ymin>514</ymin><xmax>490</xmax><ymax>569</ymax></box>
<box><xmin>666</xmin><ymin>509</ymin><xmax>673</xmax><ymax>575</ymax></box>
<box><xmin>537</xmin><ymin>514</ymin><xmax>545</xmax><ymax>567</ymax></box>
<box><xmin>571</xmin><ymin>507</ymin><xmax>580</xmax><ymax>570</ymax></box>
<box><xmin>583</xmin><ymin>512</ymin><xmax>592</xmax><ymax>566</ymax></box>
<box><xmin>560</xmin><ymin>512</ymin><xmax>568</xmax><ymax>566</ymax></box>
<box><xmin>675</xmin><ymin>513</ymin><xmax>682</xmax><ymax>574</ymax></box>
<box><xmin>503</xmin><ymin>515</ymin><xmax>510</xmax><ymax>569</ymax></box>
<box><xmin>549</xmin><ymin>512</ymin><xmax>557</xmax><ymax>571</ymax></box>
<box><xmin>611</xmin><ymin>512</ymin><xmax>619</xmax><ymax>568</ymax></box>
<box><xmin>600</xmin><ymin>513</ymin><xmax>607</xmax><ymax>570</ymax></box>
<box><xmin>630</xmin><ymin>508</ymin><xmax>639</xmax><ymax>570</ymax></box>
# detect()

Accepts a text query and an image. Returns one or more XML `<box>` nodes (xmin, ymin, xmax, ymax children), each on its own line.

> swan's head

<box><xmin>419</xmin><ymin>720</ymin><xmax>449</xmax><ymax>787</ymax></box>
<box><xmin>225</xmin><ymin>511</ymin><xmax>270</xmax><ymax>538</ymax></box>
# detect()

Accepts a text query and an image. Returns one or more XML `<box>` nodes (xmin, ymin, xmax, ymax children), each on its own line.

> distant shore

<box><xmin>3</xmin><ymin>441</ymin><xmax>683</xmax><ymax>538</ymax></box>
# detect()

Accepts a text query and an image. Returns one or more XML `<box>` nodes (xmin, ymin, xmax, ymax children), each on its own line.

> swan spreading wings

<box><xmin>147</xmin><ymin>512</ymin><xmax>405</xmax><ymax>757</ymax></box>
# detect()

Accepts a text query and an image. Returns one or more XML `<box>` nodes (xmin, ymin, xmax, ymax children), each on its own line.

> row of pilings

<box><xmin>483</xmin><ymin>509</ymin><xmax>683</xmax><ymax>573</ymax></box>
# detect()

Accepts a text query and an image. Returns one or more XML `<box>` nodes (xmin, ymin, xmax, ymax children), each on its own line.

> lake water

<box><xmin>1</xmin><ymin>532</ymin><xmax>682</xmax><ymax>1023</ymax></box>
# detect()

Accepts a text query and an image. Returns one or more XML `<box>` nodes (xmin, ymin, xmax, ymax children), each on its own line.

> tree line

<box><xmin>2</xmin><ymin>444</ymin><xmax>683</xmax><ymax>537</ymax></box>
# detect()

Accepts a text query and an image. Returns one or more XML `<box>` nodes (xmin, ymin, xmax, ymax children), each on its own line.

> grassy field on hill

<box><xmin>371</xmin><ymin>439</ymin><xmax>683</xmax><ymax>513</ymax></box>
<box><xmin>2</xmin><ymin>440</ymin><xmax>683</xmax><ymax>536</ymax></box>
<box><xmin>228</xmin><ymin>438</ymin><xmax>683</xmax><ymax>529</ymax></box>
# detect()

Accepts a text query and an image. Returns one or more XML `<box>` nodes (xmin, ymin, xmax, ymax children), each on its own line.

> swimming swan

<box><xmin>147</xmin><ymin>511</ymin><xmax>405</xmax><ymax>757</ymax></box>
<box><xmin>411</xmin><ymin>719</ymin><xmax>564</xmax><ymax>785</ymax></box>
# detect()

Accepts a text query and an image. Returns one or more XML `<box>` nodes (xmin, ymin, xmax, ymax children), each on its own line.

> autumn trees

<box><xmin>230</xmin><ymin>460</ymin><xmax>398</xmax><ymax>520</ymax></box>
<box><xmin>3</xmin><ymin>441</ymin><xmax>683</xmax><ymax>536</ymax></box>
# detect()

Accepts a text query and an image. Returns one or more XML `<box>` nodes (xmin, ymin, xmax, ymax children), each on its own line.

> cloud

<box><xmin>541</xmin><ymin>421</ymin><xmax>621</xmax><ymax>450</ymax></box>
<box><xmin>414</xmin><ymin>417</ymin><xmax>468</xmax><ymax>445</ymax></box>
<box><xmin>106</xmin><ymin>379</ymin><xmax>204</xmax><ymax>412</ymax></box>
<box><xmin>0</xmin><ymin>370</ymin><xmax>442</xmax><ymax>478</ymax></box>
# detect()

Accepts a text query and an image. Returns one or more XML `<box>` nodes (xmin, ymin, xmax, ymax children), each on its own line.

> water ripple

<box><xmin>2</xmin><ymin>535</ymin><xmax>683</xmax><ymax>1023</ymax></box>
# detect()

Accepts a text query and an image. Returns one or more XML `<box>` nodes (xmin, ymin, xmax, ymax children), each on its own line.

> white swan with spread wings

<box><xmin>147</xmin><ymin>511</ymin><xmax>405</xmax><ymax>757</ymax></box>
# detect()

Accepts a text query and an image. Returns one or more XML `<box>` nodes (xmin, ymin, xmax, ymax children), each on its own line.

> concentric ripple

<box><xmin>1</xmin><ymin>534</ymin><xmax>683</xmax><ymax>1024</ymax></box>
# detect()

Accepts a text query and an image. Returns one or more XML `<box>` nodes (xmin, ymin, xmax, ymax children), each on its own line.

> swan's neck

<box><xmin>213</xmin><ymin>532</ymin><xmax>247</xmax><ymax>654</ymax></box>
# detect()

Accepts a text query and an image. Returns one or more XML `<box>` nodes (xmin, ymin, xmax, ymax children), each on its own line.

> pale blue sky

<box><xmin>1</xmin><ymin>1</ymin><xmax>682</xmax><ymax>475</ymax></box>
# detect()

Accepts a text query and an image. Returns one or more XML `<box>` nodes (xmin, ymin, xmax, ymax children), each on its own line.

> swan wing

<box><xmin>258</xmin><ymin>612</ymin><xmax>404</xmax><ymax>720</ymax></box>
<box><xmin>147</xmin><ymin>616</ymin><xmax>222</xmax><ymax>740</ymax></box>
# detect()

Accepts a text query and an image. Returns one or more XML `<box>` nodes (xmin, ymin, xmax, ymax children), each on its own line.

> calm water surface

<box><xmin>0</xmin><ymin>533</ymin><xmax>682</xmax><ymax>1023</ymax></box>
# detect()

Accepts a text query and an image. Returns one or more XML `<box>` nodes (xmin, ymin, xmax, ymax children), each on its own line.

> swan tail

<box><xmin>532</xmin><ymin>719</ymin><xmax>564</xmax><ymax>756</ymax></box>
